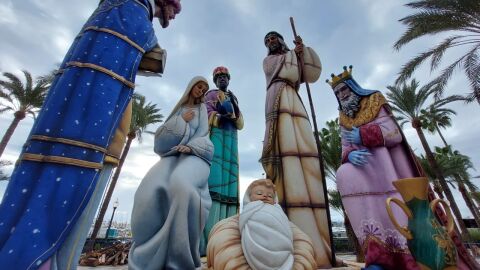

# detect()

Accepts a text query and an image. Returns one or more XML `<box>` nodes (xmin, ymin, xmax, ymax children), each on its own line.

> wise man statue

<box><xmin>200</xmin><ymin>66</ymin><xmax>244</xmax><ymax>255</ymax></box>
<box><xmin>328</xmin><ymin>66</ymin><xmax>421</xmax><ymax>270</ymax></box>
<box><xmin>0</xmin><ymin>0</ymin><xmax>181</xmax><ymax>269</ymax></box>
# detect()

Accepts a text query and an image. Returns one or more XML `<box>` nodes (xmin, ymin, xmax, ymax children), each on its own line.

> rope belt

<box><xmin>66</xmin><ymin>61</ymin><xmax>135</xmax><ymax>89</ymax></box>
<box><xmin>83</xmin><ymin>26</ymin><xmax>145</xmax><ymax>53</ymax></box>
<box><xmin>269</xmin><ymin>78</ymin><xmax>298</xmax><ymax>89</ymax></box>
<box><xmin>30</xmin><ymin>135</ymin><xmax>107</xmax><ymax>153</ymax></box>
<box><xmin>22</xmin><ymin>153</ymin><xmax>103</xmax><ymax>170</ymax></box>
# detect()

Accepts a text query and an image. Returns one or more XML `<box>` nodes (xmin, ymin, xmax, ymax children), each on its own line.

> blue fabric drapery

<box><xmin>0</xmin><ymin>0</ymin><xmax>157</xmax><ymax>268</ymax></box>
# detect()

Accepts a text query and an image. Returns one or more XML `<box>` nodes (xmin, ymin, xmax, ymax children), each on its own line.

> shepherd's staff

<box><xmin>289</xmin><ymin>16</ymin><xmax>337</xmax><ymax>266</ymax></box>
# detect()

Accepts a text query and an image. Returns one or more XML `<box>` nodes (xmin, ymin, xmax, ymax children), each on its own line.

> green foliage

<box><xmin>328</xmin><ymin>189</ymin><xmax>344</xmax><ymax>217</ymax></box>
<box><xmin>468</xmin><ymin>228</ymin><xmax>480</xmax><ymax>241</ymax></box>
<box><xmin>386</xmin><ymin>79</ymin><xmax>463</xmax><ymax>127</ymax></box>
<box><xmin>130</xmin><ymin>93</ymin><xmax>164</xmax><ymax>142</ymax></box>
<box><xmin>420</xmin><ymin>106</ymin><xmax>455</xmax><ymax>134</ymax></box>
<box><xmin>394</xmin><ymin>0</ymin><xmax>480</xmax><ymax>103</ymax></box>
<box><xmin>317</xmin><ymin>118</ymin><xmax>341</xmax><ymax>181</ymax></box>
<box><xmin>0</xmin><ymin>70</ymin><xmax>51</xmax><ymax>118</ymax></box>
<box><xmin>417</xmin><ymin>145</ymin><xmax>476</xmax><ymax>189</ymax></box>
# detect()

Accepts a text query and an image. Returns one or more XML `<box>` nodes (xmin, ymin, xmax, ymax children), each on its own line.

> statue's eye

<box><xmin>267</xmin><ymin>194</ymin><xmax>273</xmax><ymax>198</ymax></box>
<box><xmin>255</xmin><ymin>190</ymin><xmax>263</xmax><ymax>195</ymax></box>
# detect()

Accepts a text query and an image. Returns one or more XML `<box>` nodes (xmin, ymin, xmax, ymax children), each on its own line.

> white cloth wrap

<box><xmin>239</xmin><ymin>201</ymin><xmax>294</xmax><ymax>270</ymax></box>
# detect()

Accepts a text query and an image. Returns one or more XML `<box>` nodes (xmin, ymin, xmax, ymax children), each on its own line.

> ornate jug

<box><xmin>386</xmin><ymin>177</ymin><xmax>457</xmax><ymax>270</ymax></box>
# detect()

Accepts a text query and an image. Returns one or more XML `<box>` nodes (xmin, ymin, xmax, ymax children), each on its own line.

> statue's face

<box><xmin>190</xmin><ymin>82</ymin><xmax>208</xmax><ymax>99</ymax></box>
<box><xmin>333</xmin><ymin>83</ymin><xmax>352</xmax><ymax>102</ymax></box>
<box><xmin>215</xmin><ymin>74</ymin><xmax>229</xmax><ymax>90</ymax></box>
<box><xmin>157</xmin><ymin>2</ymin><xmax>177</xmax><ymax>28</ymax></box>
<box><xmin>265</xmin><ymin>34</ymin><xmax>281</xmax><ymax>54</ymax></box>
<box><xmin>249</xmin><ymin>185</ymin><xmax>275</xmax><ymax>205</ymax></box>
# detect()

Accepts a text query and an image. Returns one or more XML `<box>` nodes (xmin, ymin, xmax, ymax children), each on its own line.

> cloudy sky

<box><xmin>0</xmin><ymin>0</ymin><xmax>478</xmax><ymax>224</ymax></box>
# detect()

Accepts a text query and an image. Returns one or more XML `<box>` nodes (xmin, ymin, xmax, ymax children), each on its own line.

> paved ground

<box><xmin>77</xmin><ymin>254</ymin><xmax>361</xmax><ymax>269</ymax></box>
<box><xmin>77</xmin><ymin>253</ymin><xmax>479</xmax><ymax>269</ymax></box>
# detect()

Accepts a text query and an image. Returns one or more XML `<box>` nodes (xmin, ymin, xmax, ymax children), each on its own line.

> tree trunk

<box><xmin>457</xmin><ymin>179</ymin><xmax>480</xmax><ymax>228</ymax></box>
<box><xmin>89</xmin><ymin>135</ymin><xmax>134</xmax><ymax>248</ymax></box>
<box><xmin>433</xmin><ymin>180</ymin><xmax>445</xmax><ymax>199</ymax></box>
<box><xmin>434</xmin><ymin>124</ymin><xmax>449</xmax><ymax>148</ymax></box>
<box><xmin>472</xmin><ymin>191</ymin><xmax>480</xmax><ymax>207</ymax></box>
<box><xmin>412</xmin><ymin>120</ymin><xmax>471</xmax><ymax>240</ymax></box>
<box><xmin>0</xmin><ymin>112</ymin><xmax>25</xmax><ymax>158</ymax></box>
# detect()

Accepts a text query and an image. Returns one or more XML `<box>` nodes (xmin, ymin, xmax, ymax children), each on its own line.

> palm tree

<box><xmin>420</xmin><ymin>104</ymin><xmax>480</xmax><ymax>226</ymax></box>
<box><xmin>419</xmin><ymin>105</ymin><xmax>456</xmax><ymax>147</ymax></box>
<box><xmin>418</xmin><ymin>146</ymin><xmax>480</xmax><ymax>227</ymax></box>
<box><xmin>394</xmin><ymin>0</ymin><xmax>480</xmax><ymax>103</ymax></box>
<box><xmin>89</xmin><ymin>94</ymin><xmax>163</xmax><ymax>244</ymax></box>
<box><xmin>318</xmin><ymin>119</ymin><xmax>364</xmax><ymax>261</ymax></box>
<box><xmin>0</xmin><ymin>70</ymin><xmax>50</xmax><ymax>157</ymax></box>
<box><xmin>386</xmin><ymin>79</ymin><xmax>471</xmax><ymax>240</ymax></box>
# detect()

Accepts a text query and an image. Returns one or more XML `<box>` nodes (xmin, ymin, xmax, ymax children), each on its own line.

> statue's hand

<box><xmin>293</xmin><ymin>35</ymin><xmax>304</xmax><ymax>55</ymax></box>
<box><xmin>182</xmin><ymin>109</ymin><xmax>195</xmax><ymax>122</ymax></box>
<box><xmin>343</xmin><ymin>127</ymin><xmax>362</xmax><ymax>145</ymax></box>
<box><xmin>348</xmin><ymin>149</ymin><xmax>371</xmax><ymax>166</ymax></box>
<box><xmin>171</xmin><ymin>145</ymin><xmax>191</xmax><ymax>153</ymax></box>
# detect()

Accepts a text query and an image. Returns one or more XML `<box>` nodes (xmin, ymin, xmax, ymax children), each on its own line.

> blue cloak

<box><xmin>0</xmin><ymin>0</ymin><xmax>157</xmax><ymax>268</ymax></box>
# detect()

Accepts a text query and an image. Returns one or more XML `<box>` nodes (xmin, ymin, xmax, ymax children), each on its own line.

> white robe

<box><xmin>129</xmin><ymin>77</ymin><xmax>213</xmax><ymax>270</ymax></box>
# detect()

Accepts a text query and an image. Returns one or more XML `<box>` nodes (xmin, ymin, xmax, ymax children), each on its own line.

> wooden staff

<box><xmin>289</xmin><ymin>16</ymin><xmax>337</xmax><ymax>266</ymax></box>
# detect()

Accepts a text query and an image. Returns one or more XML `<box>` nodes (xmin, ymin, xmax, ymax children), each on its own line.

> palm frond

<box><xmin>327</xmin><ymin>189</ymin><xmax>344</xmax><ymax>214</ymax></box>
<box><xmin>23</xmin><ymin>70</ymin><xmax>33</xmax><ymax>93</ymax></box>
<box><xmin>1</xmin><ymin>72</ymin><xmax>24</xmax><ymax>93</ymax></box>
<box><xmin>130</xmin><ymin>94</ymin><xmax>163</xmax><ymax>144</ymax></box>
<box><xmin>395</xmin><ymin>9</ymin><xmax>477</xmax><ymax>50</ymax></box>
<box><xmin>396</xmin><ymin>36</ymin><xmax>463</xmax><ymax>84</ymax></box>
<box><xmin>463</xmin><ymin>47</ymin><xmax>480</xmax><ymax>103</ymax></box>
<box><xmin>424</xmin><ymin>53</ymin><xmax>467</xmax><ymax>99</ymax></box>
<box><xmin>0</xmin><ymin>107</ymin><xmax>14</xmax><ymax>113</ymax></box>
<box><xmin>0</xmin><ymin>89</ymin><xmax>13</xmax><ymax>104</ymax></box>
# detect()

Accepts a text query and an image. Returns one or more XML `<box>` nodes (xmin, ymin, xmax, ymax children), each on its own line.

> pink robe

<box><xmin>337</xmin><ymin>105</ymin><xmax>420</xmax><ymax>269</ymax></box>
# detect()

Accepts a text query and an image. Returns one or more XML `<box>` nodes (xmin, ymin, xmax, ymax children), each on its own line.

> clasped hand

<box><xmin>342</xmin><ymin>127</ymin><xmax>362</xmax><ymax>145</ymax></box>
<box><xmin>182</xmin><ymin>109</ymin><xmax>195</xmax><ymax>122</ymax></box>
<box><xmin>293</xmin><ymin>35</ymin><xmax>304</xmax><ymax>55</ymax></box>
<box><xmin>348</xmin><ymin>149</ymin><xmax>372</xmax><ymax>166</ymax></box>
<box><xmin>171</xmin><ymin>145</ymin><xmax>191</xmax><ymax>153</ymax></box>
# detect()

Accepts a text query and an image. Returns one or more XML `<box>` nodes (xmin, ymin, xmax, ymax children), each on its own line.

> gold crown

<box><xmin>326</xmin><ymin>65</ymin><xmax>353</xmax><ymax>88</ymax></box>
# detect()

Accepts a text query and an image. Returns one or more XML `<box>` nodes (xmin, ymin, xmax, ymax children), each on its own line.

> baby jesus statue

<box><xmin>207</xmin><ymin>179</ymin><xmax>317</xmax><ymax>270</ymax></box>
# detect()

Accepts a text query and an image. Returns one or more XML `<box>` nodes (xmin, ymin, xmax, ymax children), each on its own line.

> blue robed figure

<box><xmin>0</xmin><ymin>0</ymin><xmax>181</xmax><ymax>269</ymax></box>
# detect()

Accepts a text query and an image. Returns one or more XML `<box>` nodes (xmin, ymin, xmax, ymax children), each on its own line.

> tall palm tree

<box><xmin>386</xmin><ymin>79</ymin><xmax>471</xmax><ymax>240</ymax></box>
<box><xmin>90</xmin><ymin>94</ymin><xmax>163</xmax><ymax>243</ymax></box>
<box><xmin>420</xmin><ymin>105</ymin><xmax>456</xmax><ymax>147</ymax></box>
<box><xmin>420</xmin><ymin>104</ymin><xmax>480</xmax><ymax>226</ymax></box>
<box><xmin>0</xmin><ymin>70</ymin><xmax>50</xmax><ymax>157</ymax></box>
<box><xmin>394</xmin><ymin>0</ymin><xmax>480</xmax><ymax>103</ymax></box>
<box><xmin>418</xmin><ymin>146</ymin><xmax>480</xmax><ymax>227</ymax></box>
<box><xmin>318</xmin><ymin>119</ymin><xmax>364</xmax><ymax>261</ymax></box>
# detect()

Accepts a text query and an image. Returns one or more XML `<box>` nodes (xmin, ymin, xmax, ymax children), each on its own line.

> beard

<box><xmin>340</xmin><ymin>94</ymin><xmax>361</xmax><ymax>118</ymax></box>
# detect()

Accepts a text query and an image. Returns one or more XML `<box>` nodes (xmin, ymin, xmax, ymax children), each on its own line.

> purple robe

<box><xmin>336</xmin><ymin>101</ymin><xmax>420</xmax><ymax>269</ymax></box>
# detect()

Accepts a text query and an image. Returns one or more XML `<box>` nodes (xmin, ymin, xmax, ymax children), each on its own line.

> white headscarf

<box><xmin>165</xmin><ymin>76</ymin><xmax>209</xmax><ymax>122</ymax></box>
